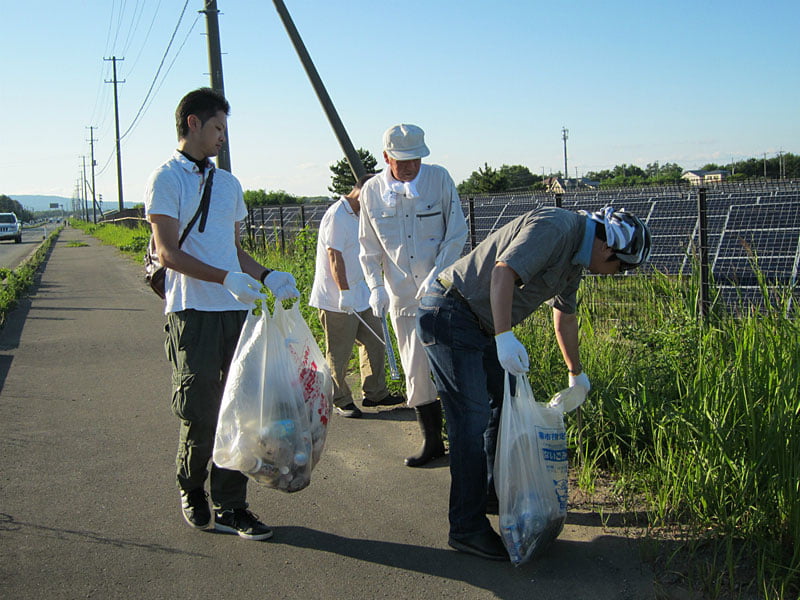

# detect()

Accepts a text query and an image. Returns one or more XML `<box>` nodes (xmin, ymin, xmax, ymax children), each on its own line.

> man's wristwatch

<box><xmin>259</xmin><ymin>269</ymin><xmax>273</xmax><ymax>284</ymax></box>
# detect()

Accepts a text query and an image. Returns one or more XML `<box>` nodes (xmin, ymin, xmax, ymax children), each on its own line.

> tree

<box><xmin>328</xmin><ymin>148</ymin><xmax>378</xmax><ymax>197</ymax></box>
<box><xmin>498</xmin><ymin>164</ymin><xmax>541</xmax><ymax>190</ymax></box>
<box><xmin>457</xmin><ymin>163</ymin><xmax>509</xmax><ymax>194</ymax></box>
<box><xmin>243</xmin><ymin>189</ymin><xmax>299</xmax><ymax>207</ymax></box>
<box><xmin>0</xmin><ymin>195</ymin><xmax>32</xmax><ymax>221</ymax></box>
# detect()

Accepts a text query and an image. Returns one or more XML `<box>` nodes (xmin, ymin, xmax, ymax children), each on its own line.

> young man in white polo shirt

<box><xmin>309</xmin><ymin>174</ymin><xmax>404</xmax><ymax>418</ymax></box>
<box><xmin>144</xmin><ymin>87</ymin><xmax>299</xmax><ymax>541</ymax></box>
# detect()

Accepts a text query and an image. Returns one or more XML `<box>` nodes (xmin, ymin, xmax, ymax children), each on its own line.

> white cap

<box><xmin>382</xmin><ymin>124</ymin><xmax>430</xmax><ymax>160</ymax></box>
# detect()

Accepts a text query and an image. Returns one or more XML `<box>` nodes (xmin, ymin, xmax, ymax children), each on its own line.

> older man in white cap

<box><xmin>359</xmin><ymin>124</ymin><xmax>468</xmax><ymax>467</ymax></box>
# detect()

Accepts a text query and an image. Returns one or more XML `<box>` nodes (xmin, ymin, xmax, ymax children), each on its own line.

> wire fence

<box><xmin>246</xmin><ymin>181</ymin><xmax>800</xmax><ymax>315</ymax></box>
<box><xmin>98</xmin><ymin>180</ymin><xmax>800</xmax><ymax>316</ymax></box>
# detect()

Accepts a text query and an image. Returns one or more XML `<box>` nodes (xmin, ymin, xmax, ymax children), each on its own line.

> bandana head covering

<box><xmin>584</xmin><ymin>206</ymin><xmax>652</xmax><ymax>269</ymax></box>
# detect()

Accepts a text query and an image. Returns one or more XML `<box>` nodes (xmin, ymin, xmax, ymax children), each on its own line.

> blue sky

<box><xmin>1</xmin><ymin>1</ymin><xmax>798</xmax><ymax>209</ymax></box>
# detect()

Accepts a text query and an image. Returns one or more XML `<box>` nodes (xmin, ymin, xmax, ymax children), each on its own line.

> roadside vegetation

<box><xmin>78</xmin><ymin>219</ymin><xmax>799</xmax><ymax>599</ymax></box>
<box><xmin>0</xmin><ymin>226</ymin><xmax>61</xmax><ymax>328</ymax></box>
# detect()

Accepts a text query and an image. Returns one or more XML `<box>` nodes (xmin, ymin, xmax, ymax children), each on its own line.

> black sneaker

<box><xmin>334</xmin><ymin>402</ymin><xmax>363</xmax><ymax>418</ymax></box>
<box><xmin>214</xmin><ymin>509</ymin><xmax>273</xmax><ymax>541</ymax></box>
<box><xmin>180</xmin><ymin>488</ymin><xmax>211</xmax><ymax>529</ymax></box>
<box><xmin>362</xmin><ymin>393</ymin><xmax>406</xmax><ymax>408</ymax></box>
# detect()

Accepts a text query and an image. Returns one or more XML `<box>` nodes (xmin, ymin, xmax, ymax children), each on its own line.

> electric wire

<box><xmin>118</xmin><ymin>0</ymin><xmax>192</xmax><ymax>141</ymax></box>
<box><xmin>125</xmin><ymin>0</ymin><xmax>165</xmax><ymax>78</ymax></box>
<box><xmin>95</xmin><ymin>9</ymin><xmax>199</xmax><ymax>177</ymax></box>
<box><xmin>110</xmin><ymin>0</ymin><xmax>129</xmax><ymax>56</ymax></box>
<box><xmin>120</xmin><ymin>0</ymin><xmax>150</xmax><ymax>62</ymax></box>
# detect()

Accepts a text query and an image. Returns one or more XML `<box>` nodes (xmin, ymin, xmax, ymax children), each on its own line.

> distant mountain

<box><xmin>10</xmin><ymin>194</ymin><xmax>137</xmax><ymax>212</ymax></box>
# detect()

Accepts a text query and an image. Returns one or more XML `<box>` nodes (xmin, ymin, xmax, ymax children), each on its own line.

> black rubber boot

<box><xmin>405</xmin><ymin>401</ymin><xmax>446</xmax><ymax>467</ymax></box>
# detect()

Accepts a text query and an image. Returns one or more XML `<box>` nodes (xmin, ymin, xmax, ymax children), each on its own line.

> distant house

<box><xmin>703</xmin><ymin>170</ymin><xmax>728</xmax><ymax>183</ymax></box>
<box><xmin>681</xmin><ymin>169</ymin><xmax>729</xmax><ymax>185</ymax></box>
<box><xmin>543</xmin><ymin>177</ymin><xmax>599</xmax><ymax>194</ymax></box>
<box><xmin>544</xmin><ymin>177</ymin><xmax>567</xmax><ymax>194</ymax></box>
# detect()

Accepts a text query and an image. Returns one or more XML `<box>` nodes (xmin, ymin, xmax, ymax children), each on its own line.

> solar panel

<box><xmin>247</xmin><ymin>183</ymin><xmax>800</xmax><ymax>312</ymax></box>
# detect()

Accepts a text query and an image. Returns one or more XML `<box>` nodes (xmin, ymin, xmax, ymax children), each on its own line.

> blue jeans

<box><xmin>416</xmin><ymin>280</ymin><xmax>507</xmax><ymax>537</ymax></box>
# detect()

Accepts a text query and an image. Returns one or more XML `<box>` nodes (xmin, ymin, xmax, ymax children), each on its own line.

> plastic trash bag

<box><xmin>494</xmin><ymin>373</ymin><xmax>568</xmax><ymax>565</ymax></box>
<box><xmin>273</xmin><ymin>301</ymin><xmax>333</xmax><ymax>468</ymax></box>
<box><xmin>213</xmin><ymin>307</ymin><xmax>313</xmax><ymax>493</ymax></box>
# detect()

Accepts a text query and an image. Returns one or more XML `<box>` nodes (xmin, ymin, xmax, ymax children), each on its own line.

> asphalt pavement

<box><xmin>0</xmin><ymin>226</ymin><xmax>655</xmax><ymax>600</ymax></box>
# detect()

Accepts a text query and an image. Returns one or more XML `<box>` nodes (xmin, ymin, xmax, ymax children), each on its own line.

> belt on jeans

<box><xmin>437</xmin><ymin>276</ymin><xmax>453</xmax><ymax>291</ymax></box>
<box><xmin>436</xmin><ymin>277</ymin><xmax>493</xmax><ymax>337</ymax></box>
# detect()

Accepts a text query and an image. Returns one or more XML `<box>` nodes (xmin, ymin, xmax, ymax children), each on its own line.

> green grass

<box><xmin>70</xmin><ymin>219</ymin><xmax>150</xmax><ymax>258</ymax></box>
<box><xmin>515</xmin><ymin>271</ymin><xmax>799</xmax><ymax>599</ymax></box>
<box><xmin>0</xmin><ymin>226</ymin><xmax>61</xmax><ymax>328</ymax></box>
<box><xmin>79</xmin><ymin>219</ymin><xmax>800</xmax><ymax>598</ymax></box>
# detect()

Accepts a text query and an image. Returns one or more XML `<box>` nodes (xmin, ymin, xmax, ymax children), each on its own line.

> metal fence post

<box><xmin>260</xmin><ymin>206</ymin><xmax>266</xmax><ymax>249</ymax></box>
<box><xmin>299</xmin><ymin>205</ymin><xmax>307</xmax><ymax>253</ymax></box>
<box><xmin>279</xmin><ymin>205</ymin><xmax>286</xmax><ymax>252</ymax></box>
<box><xmin>697</xmin><ymin>187</ymin><xmax>710</xmax><ymax>319</ymax></box>
<box><xmin>468</xmin><ymin>197</ymin><xmax>476</xmax><ymax>250</ymax></box>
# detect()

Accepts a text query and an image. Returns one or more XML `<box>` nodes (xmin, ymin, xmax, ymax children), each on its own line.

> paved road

<box><xmin>0</xmin><ymin>226</ymin><xmax>51</xmax><ymax>270</ymax></box>
<box><xmin>0</xmin><ymin>226</ymin><xmax>655</xmax><ymax>600</ymax></box>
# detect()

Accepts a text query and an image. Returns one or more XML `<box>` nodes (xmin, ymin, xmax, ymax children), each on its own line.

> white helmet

<box><xmin>584</xmin><ymin>206</ymin><xmax>652</xmax><ymax>270</ymax></box>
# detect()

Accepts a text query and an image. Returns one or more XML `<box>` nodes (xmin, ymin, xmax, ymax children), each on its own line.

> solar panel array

<box><xmin>246</xmin><ymin>181</ymin><xmax>800</xmax><ymax>311</ymax></box>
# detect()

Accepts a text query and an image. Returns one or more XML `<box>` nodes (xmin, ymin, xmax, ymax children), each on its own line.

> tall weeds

<box><xmin>514</xmin><ymin>268</ymin><xmax>799</xmax><ymax>597</ymax></box>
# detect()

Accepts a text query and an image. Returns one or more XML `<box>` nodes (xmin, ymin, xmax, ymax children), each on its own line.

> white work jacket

<box><xmin>359</xmin><ymin>164</ymin><xmax>467</xmax><ymax>316</ymax></box>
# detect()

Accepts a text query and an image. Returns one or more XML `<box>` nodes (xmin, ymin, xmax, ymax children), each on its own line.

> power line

<box><xmin>96</xmin><ymin>8</ymin><xmax>198</xmax><ymax>177</ymax></box>
<box><xmin>125</xmin><ymin>0</ymin><xmax>165</xmax><ymax>78</ymax></box>
<box><xmin>119</xmin><ymin>0</ymin><xmax>192</xmax><ymax>141</ymax></box>
<box><xmin>120</xmin><ymin>0</ymin><xmax>148</xmax><ymax>56</ymax></box>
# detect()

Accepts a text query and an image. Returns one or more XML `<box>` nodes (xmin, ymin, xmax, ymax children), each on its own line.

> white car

<box><xmin>0</xmin><ymin>213</ymin><xmax>22</xmax><ymax>243</ymax></box>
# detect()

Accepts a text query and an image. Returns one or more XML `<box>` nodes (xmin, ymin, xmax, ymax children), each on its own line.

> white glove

<box><xmin>415</xmin><ymin>269</ymin><xmax>439</xmax><ymax>300</ymax></box>
<box><xmin>223</xmin><ymin>271</ymin><xmax>265</xmax><ymax>305</ymax></box>
<box><xmin>569</xmin><ymin>372</ymin><xmax>591</xmax><ymax>393</ymax></box>
<box><xmin>369</xmin><ymin>285</ymin><xmax>390</xmax><ymax>318</ymax></box>
<box><xmin>264</xmin><ymin>270</ymin><xmax>300</xmax><ymax>301</ymax></box>
<box><xmin>549</xmin><ymin>372</ymin><xmax>591</xmax><ymax>412</ymax></box>
<box><xmin>338</xmin><ymin>289</ymin><xmax>355</xmax><ymax>314</ymax></box>
<box><xmin>494</xmin><ymin>331</ymin><xmax>529</xmax><ymax>375</ymax></box>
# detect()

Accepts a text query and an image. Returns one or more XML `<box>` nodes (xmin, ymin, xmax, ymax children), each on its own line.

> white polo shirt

<box><xmin>144</xmin><ymin>151</ymin><xmax>248</xmax><ymax>313</ymax></box>
<box><xmin>309</xmin><ymin>198</ymin><xmax>370</xmax><ymax>312</ymax></box>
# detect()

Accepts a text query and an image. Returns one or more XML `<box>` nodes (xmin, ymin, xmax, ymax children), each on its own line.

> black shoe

<box><xmin>448</xmin><ymin>530</ymin><xmax>509</xmax><ymax>561</ymax></box>
<box><xmin>486</xmin><ymin>488</ymin><xmax>499</xmax><ymax>515</ymax></box>
<box><xmin>180</xmin><ymin>488</ymin><xmax>211</xmax><ymax>529</ymax></box>
<box><xmin>362</xmin><ymin>393</ymin><xmax>406</xmax><ymax>408</ymax></box>
<box><xmin>334</xmin><ymin>402</ymin><xmax>363</xmax><ymax>418</ymax></box>
<box><xmin>214</xmin><ymin>508</ymin><xmax>273</xmax><ymax>541</ymax></box>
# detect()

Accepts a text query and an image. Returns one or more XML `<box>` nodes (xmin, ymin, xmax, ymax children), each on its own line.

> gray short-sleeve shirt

<box><xmin>439</xmin><ymin>207</ymin><xmax>587</xmax><ymax>332</ymax></box>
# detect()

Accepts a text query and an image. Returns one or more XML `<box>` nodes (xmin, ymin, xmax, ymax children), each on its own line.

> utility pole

<box><xmin>272</xmin><ymin>0</ymin><xmax>365</xmax><ymax>180</ymax></box>
<box><xmin>201</xmin><ymin>0</ymin><xmax>231</xmax><ymax>171</ymax></box>
<box><xmin>561</xmin><ymin>127</ymin><xmax>569</xmax><ymax>181</ymax></box>
<box><xmin>763</xmin><ymin>153</ymin><xmax>768</xmax><ymax>179</ymax></box>
<box><xmin>82</xmin><ymin>156</ymin><xmax>89</xmax><ymax>221</ymax></box>
<box><xmin>87</xmin><ymin>127</ymin><xmax>98</xmax><ymax>224</ymax></box>
<box><xmin>104</xmin><ymin>56</ymin><xmax>125</xmax><ymax>212</ymax></box>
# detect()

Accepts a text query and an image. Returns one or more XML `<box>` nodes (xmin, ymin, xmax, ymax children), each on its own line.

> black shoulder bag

<box><xmin>144</xmin><ymin>168</ymin><xmax>215</xmax><ymax>299</ymax></box>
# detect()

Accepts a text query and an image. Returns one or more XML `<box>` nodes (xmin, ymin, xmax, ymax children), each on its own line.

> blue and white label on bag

<box><xmin>536</xmin><ymin>426</ymin><xmax>568</xmax><ymax>511</ymax></box>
